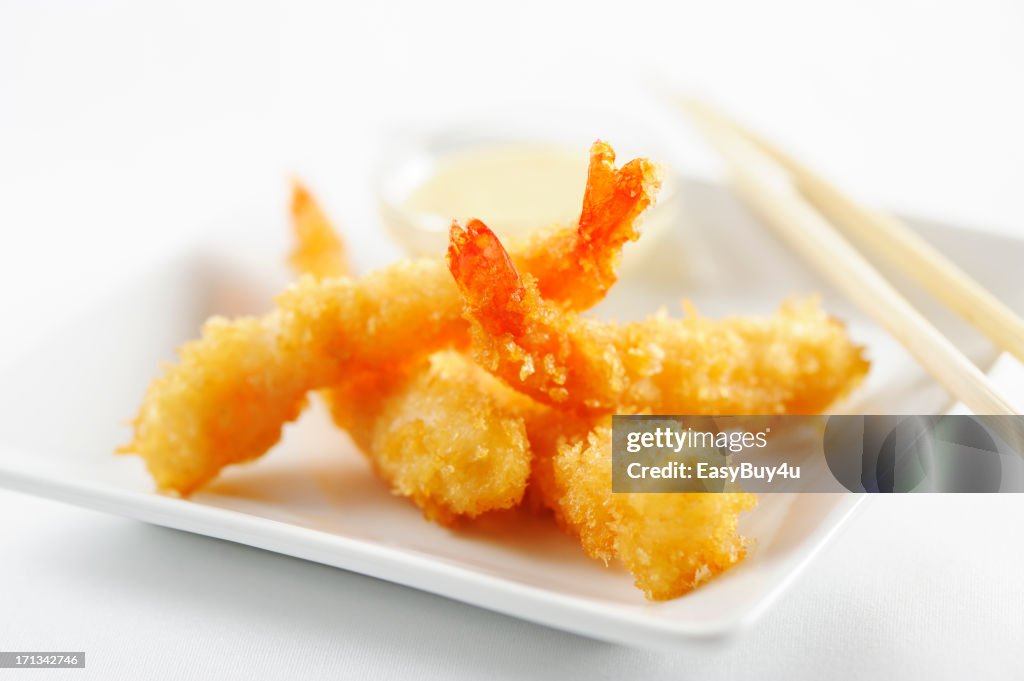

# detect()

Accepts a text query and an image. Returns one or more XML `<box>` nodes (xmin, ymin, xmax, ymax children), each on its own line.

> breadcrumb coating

<box><xmin>122</xmin><ymin>142</ymin><xmax>659</xmax><ymax>495</ymax></box>
<box><xmin>286</xmin><ymin>187</ymin><xmax>535</xmax><ymax>522</ymax></box>
<box><xmin>551</xmin><ymin>421</ymin><xmax>756</xmax><ymax>600</ymax></box>
<box><xmin>327</xmin><ymin>351</ymin><xmax>540</xmax><ymax>524</ymax></box>
<box><xmin>449</xmin><ymin>222</ymin><xmax>869</xmax><ymax>598</ymax></box>
<box><xmin>122</xmin><ymin>144</ymin><xmax>870</xmax><ymax>602</ymax></box>
<box><xmin>449</xmin><ymin>220</ymin><xmax>870</xmax><ymax>415</ymax></box>
<box><xmin>121</xmin><ymin>263</ymin><xmax>462</xmax><ymax>494</ymax></box>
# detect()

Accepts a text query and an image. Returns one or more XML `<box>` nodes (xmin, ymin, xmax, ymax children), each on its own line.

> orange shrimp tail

<box><xmin>288</xmin><ymin>179</ymin><xmax>349</xmax><ymax>279</ymax></box>
<box><xmin>447</xmin><ymin>219</ymin><xmax>526</xmax><ymax>335</ymax></box>
<box><xmin>577</xmin><ymin>141</ymin><xmax>659</xmax><ymax>257</ymax></box>
<box><xmin>526</xmin><ymin>141</ymin><xmax>661</xmax><ymax>309</ymax></box>
<box><xmin>291</xmin><ymin>178</ymin><xmax>315</xmax><ymax>218</ymax></box>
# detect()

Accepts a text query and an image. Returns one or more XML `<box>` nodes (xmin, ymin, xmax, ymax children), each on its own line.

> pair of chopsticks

<box><xmin>681</xmin><ymin>99</ymin><xmax>1023</xmax><ymax>420</ymax></box>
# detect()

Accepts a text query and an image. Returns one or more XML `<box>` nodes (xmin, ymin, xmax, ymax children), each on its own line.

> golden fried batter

<box><xmin>122</xmin><ymin>142</ymin><xmax>660</xmax><ymax>495</ymax></box>
<box><xmin>448</xmin><ymin>221</ymin><xmax>868</xmax><ymax>598</ymax></box>
<box><xmin>121</xmin><ymin>263</ymin><xmax>460</xmax><ymax>494</ymax></box>
<box><xmin>285</xmin><ymin>186</ymin><xmax>536</xmax><ymax>522</ymax></box>
<box><xmin>449</xmin><ymin>220</ymin><xmax>870</xmax><ymax>415</ymax></box>
<box><xmin>327</xmin><ymin>352</ymin><xmax>540</xmax><ymax>524</ymax></box>
<box><xmin>122</xmin><ymin>141</ymin><xmax>871</xmax><ymax>602</ymax></box>
<box><xmin>546</xmin><ymin>420</ymin><xmax>755</xmax><ymax>600</ymax></box>
<box><xmin>285</xmin><ymin>191</ymin><xmax>541</xmax><ymax>523</ymax></box>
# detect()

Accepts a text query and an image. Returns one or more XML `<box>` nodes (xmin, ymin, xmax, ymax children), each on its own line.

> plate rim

<box><xmin>0</xmin><ymin>454</ymin><xmax>868</xmax><ymax>649</ymax></box>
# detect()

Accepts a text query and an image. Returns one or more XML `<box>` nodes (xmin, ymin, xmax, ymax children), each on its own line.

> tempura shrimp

<box><xmin>122</xmin><ymin>142</ymin><xmax>660</xmax><ymax>494</ymax></box>
<box><xmin>448</xmin><ymin>220</ymin><xmax>870</xmax><ymax>415</ymax></box>
<box><xmin>528</xmin><ymin>414</ymin><xmax>757</xmax><ymax>600</ymax></box>
<box><xmin>327</xmin><ymin>351</ymin><xmax>541</xmax><ymax>524</ymax></box>
<box><xmin>287</xmin><ymin>185</ymin><xmax>540</xmax><ymax>524</ymax></box>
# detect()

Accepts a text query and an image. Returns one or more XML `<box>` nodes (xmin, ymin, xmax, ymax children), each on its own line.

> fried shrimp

<box><xmin>118</xmin><ymin>137</ymin><xmax>880</xmax><ymax>602</ymax></box>
<box><xmin>285</xmin><ymin>185</ymin><xmax>539</xmax><ymax>524</ymax></box>
<box><xmin>122</xmin><ymin>142</ymin><xmax>661</xmax><ymax>494</ymax></box>
<box><xmin>522</xmin><ymin>412</ymin><xmax>755</xmax><ymax>600</ymax></box>
<box><xmin>448</xmin><ymin>222</ymin><xmax>865</xmax><ymax>597</ymax></box>
<box><xmin>448</xmin><ymin>221</ymin><xmax>870</xmax><ymax>415</ymax></box>
<box><xmin>121</xmin><ymin>263</ymin><xmax>459</xmax><ymax>494</ymax></box>
<box><xmin>288</xmin><ymin>180</ymin><xmax>350</xmax><ymax>278</ymax></box>
<box><xmin>503</xmin><ymin>142</ymin><xmax>660</xmax><ymax>310</ymax></box>
<box><xmin>327</xmin><ymin>352</ymin><xmax>540</xmax><ymax>524</ymax></box>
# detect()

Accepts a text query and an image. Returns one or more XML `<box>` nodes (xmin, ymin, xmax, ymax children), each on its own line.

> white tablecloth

<box><xmin>2</xmin><ymin>2</ymin><xmax>1023</xmax><ymax>678</ymax></box>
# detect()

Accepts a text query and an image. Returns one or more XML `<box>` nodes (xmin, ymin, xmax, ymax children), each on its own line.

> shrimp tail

<box><xmin>578</xmin><ymin>141</ymin><xmax>659</xmax><ymax>251</ymax></box>
<box><xmin>571</xmin><ymin>142</ymin><xmax>661</xmax><ymax>299</ymax></box>
<box><xmin>515</xmin><ymin>141</ymin><xmax>662</xmax><ymax>310</ymax></box>
<box><xmin>289</xmin><ymin>179</ymin><xmax>350</xmax><ymax>279</ymax></box>
<box><xmin>448</xmin><ymin>219</ymin><xmax>527</xmax><ymax>336</ymax></box>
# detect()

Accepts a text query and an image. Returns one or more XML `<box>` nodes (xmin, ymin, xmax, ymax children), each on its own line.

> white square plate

<box><xmin>0</xmin><ymin>179</ymin><xmax>1018</xmax><ymax>649</ymax></box>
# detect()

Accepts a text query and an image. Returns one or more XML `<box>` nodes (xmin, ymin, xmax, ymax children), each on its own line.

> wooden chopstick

<box><xmin>682</xmin><ymin>100</ymin><xmax>1021</xmax><ymax>418</ymax></box>
<box><xmin>685</xmin><ymin>99</ymin><xmax>1024</xmax><ymax>366</ymax></box>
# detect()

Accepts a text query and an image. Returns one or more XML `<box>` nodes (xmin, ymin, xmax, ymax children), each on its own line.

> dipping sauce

<box><xmin>402</xmin><ymin>143</ymin><xmax>588</xmax><ymax>239</ymax></box>
<box><xmin>378</xmin><ymin>136</ymin><xmax>680</xmax><ymax>273</ymax></box>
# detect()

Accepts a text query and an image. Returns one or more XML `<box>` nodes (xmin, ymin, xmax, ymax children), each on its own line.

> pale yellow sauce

<box><xmin>403</xmin><ymin>144</ymin><xmax>588</xmax><ymax>237</ymax></box>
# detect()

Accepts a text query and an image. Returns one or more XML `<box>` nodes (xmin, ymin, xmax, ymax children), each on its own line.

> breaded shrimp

<box><xmin>288</xmin><ymin>180</ymin><xmax>350</xmax><ymax>278</ymax></box>
<box><xmin>327</xmin><ymin>352</ymin><xmax>541</xmax><ymax>524</ymax></box>
<box><xmin>121</xmin><ymin>263</ymin><xmax>457</xmax><ymax>494</ymax></box>
<box><xmin>285</xmin><ymin>189</ymin><xmax>539</xmax><ymax>524</ymax></box>
<box><xmin>519</xmin><ymin>409</ymin><xmax>755</xmax><ymax>600</ymax></box>
<box><xmin>122</xmin><ymin>142</ymin><xmax>661</xmax><ymax>494</ymax></box>
<box><xmin>503</xmin><ymin>142</ymin><xmax>660</xmax><ymax>310</ymax></box>
<box><xmin>545</xmin><ymin>418</ymin><xmax>756</xmax><ymax>600</ymax></box>
<box><xmin>448</xmin><ymin>221</ymin><xmax>870</xmax><ymax>415</ymax></box>
<box><xmin>449</xmin><ymin>222</ymin><xmax>865</xmax><ymax>598</ymax></box>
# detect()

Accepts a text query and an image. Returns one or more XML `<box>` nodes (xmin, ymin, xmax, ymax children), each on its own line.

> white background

<box><xmin>1</xmin><ymin>1</ymin><xmax>1023</xmax><ymax>679</ymax></box>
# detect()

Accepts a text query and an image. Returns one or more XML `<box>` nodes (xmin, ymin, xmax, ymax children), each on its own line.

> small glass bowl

<box><xmin>373</xmin><ymin>107</ymin><xmax>687</xmax><ymax>274</ymax></box>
